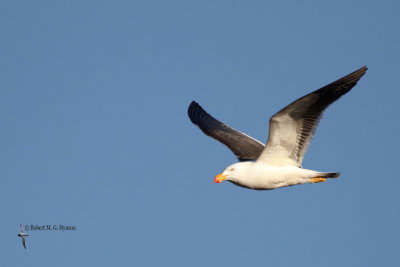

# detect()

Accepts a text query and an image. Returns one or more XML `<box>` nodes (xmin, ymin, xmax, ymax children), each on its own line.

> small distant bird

<box><xmin>18</xmin><ymin>224</ymin><xmax>29</xmax><ymax>249</ymax></box>
<box><xmin>188</xmin><ymin>66</ymin><xmax>367</xmax><ymax>190</ymax></box>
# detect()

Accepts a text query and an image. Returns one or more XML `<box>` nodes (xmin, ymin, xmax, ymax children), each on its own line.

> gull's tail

<box><xmin>319</xmin><ymin>172</ymin><xmax>341</xmax><ymax>178</ymax></box>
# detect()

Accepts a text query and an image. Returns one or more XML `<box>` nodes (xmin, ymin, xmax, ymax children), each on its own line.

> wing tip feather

<box><xmin>188</xmin><ymin>101</ymin><xmax>203</xmax><ymax>125</ymax></box>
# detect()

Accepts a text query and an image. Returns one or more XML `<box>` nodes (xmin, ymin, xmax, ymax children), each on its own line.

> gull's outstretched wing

<box><xmin>257</xmin><ymin>66</ymin><xmax>367</xmax><ymax>167</ymax></box>
<box><xmin>19</xmin><ymin>224</ymin><xmax>23</xmax><ymax>233</ymax></box>
<box><xmin>188</xmin><ymin>101</ymin><xmax>265</xmax><ymax>161</ymax></box>
<box><xmin>22</xmin><ymin>237</ymin><xmax>26</xmax><ymax>249</ymax></box>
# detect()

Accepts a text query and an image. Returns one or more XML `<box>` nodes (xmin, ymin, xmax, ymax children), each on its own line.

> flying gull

<box><xmin>18</xmin><ymin>224</ymin><xmax>29</xmax><ymax>249</ymax></box>
<box><xmin>188</xmin><ymin>66</ymin><xmax>367</xmax><ymax>190</ymax></box>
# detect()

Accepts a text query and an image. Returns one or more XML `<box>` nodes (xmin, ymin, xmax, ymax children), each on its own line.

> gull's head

<box><xmin>214</xmin><ymin>162</ymin><xmax>251</xmax><ymax>183</ymax></box>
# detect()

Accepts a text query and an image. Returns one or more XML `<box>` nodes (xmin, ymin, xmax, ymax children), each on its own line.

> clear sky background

<box><xmin>1</xmin><ymin>0</ymin><xmax>400</xmax><ymax>266</ymax></box>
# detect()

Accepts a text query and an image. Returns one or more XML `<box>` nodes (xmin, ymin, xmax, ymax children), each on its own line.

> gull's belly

<box><xmin>243</xmin><ymin>165</ymin><xmax>316</xmax><ymax>190</ymax></box>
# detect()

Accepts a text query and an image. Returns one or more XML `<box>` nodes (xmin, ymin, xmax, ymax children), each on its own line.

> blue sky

<box><xmin>1</xmin><ymin>0</ymin><xmax>400</xmax><ymax>266</ymax></box>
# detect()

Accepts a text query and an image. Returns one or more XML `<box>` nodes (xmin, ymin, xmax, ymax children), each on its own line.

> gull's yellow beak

<box><xmin>214</xmin><ymin>173</ymin><xmax>227</xmax><ymax>183</ymax></box>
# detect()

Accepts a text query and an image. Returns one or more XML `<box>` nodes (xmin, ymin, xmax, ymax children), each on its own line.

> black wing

<box><xmin>188</xmin><ymin>101</ymin><xmax>265</xmax><ymax>161</ymax></box>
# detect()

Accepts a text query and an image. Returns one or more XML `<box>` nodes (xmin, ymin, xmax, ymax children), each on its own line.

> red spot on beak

<box><xmin>214</xmin><ymin>173</ymin><xmax>227</xmax><ymax>183</ymax></box>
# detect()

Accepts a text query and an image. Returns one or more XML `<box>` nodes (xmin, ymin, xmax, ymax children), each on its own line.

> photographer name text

<box><xmin>25</xmin><ymin>224</ymin><xmax>77</xmax><ymax>231</ymax></box>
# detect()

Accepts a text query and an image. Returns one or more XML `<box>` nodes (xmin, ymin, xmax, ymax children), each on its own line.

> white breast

<box><xmin>232</xmin><ymin>163</ymin><xmax>317</xmax><ymax>190</ymax></box>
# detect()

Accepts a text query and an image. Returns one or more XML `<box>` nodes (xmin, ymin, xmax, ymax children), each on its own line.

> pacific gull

<box><xmin>188</xmin><ymin>66</ymin><xmax>367</xmax><ymax>190</ymax></box>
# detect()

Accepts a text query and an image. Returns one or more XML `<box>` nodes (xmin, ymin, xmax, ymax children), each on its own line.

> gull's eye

<box><xmin>229</xmin><ymin>168</ymin><xmax>234</xmax><ymax>171</ymax></box>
